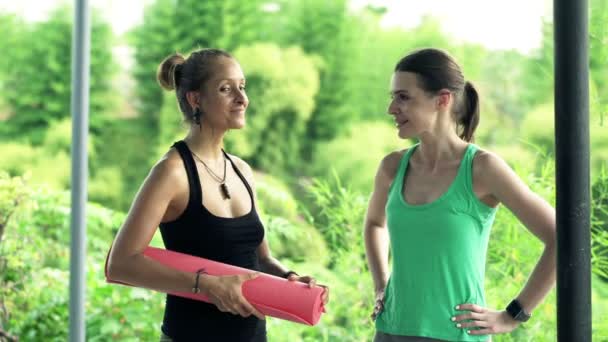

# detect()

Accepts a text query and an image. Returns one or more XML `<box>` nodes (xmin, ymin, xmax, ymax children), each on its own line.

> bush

<box><xmin>0</xmin><ymin>175</ymin><xmax>164</xmax><ymax>341</ymax></box>
<box><xmin>283</xmin><ymin>175</ymin><xmax>375</xmax><ymax>341</ymax></box>
<box><xmin>88</xmin><ymin>167</ymin><xmax>125</xmax><ymax>212</ymax></box>
<box><xmin>310</xmin><ymin>121</ymin><xmax>405</xmax><ymax>196</ymax></box>
<box><xmin>592</xmin><ymin>168</ymin><xmax>608</xmax><ymax>281</ymax></box>
<box><xmin>256</xmin><ymin>171</ymin><xmax>330</xmax><ymax>267</ymax></box>
<box><xmin>264</xmin><ymin>216</ymin><xmax>329</xmax><ymax>267</ymax></box>
<box><xmin>0</xmin><ymin>141</ymin><xmax>71</xmax><ymax>190</ymax></box>
<box><xmin>255</xmin><ymin>171</ymin><xmax>300</xmax><ymax>221</ymax></box>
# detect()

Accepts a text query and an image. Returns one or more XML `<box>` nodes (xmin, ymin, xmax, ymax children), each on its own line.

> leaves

<box><xmin>3</xmin><ymin>6</ymin><xmax>114</xmax><ymax>135</ymax></box>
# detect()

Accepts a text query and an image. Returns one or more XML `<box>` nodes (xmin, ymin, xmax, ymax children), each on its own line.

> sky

<box><xmin>0</xmin><ymin>0</ymin><xmax>551</xmax><ymax>54</ymax></box>
<box><xmin>351</xmin><ymin>0</ymin><xmax>552</xmax><ymax>53</ymax></box>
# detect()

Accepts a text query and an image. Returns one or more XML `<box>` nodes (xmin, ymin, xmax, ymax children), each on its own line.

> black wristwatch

<box><xmin>505</xmin><ymin>299</ymin><xmax>531</xmax><ymax>322</ymax></box>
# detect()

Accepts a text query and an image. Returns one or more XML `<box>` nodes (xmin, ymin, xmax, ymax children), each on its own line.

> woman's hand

<box><xmin>452</xmin><ymin>303</ymin><xmax>520</xmax><ymax>335</ymax></box>
<box><xmin>204</xmin><ymin>273</ymin><xmax>265</xmax><ymax>320</ymax></box>
<box><xmin>371</xmin><ymin>289</ymin><xmax>385</xmax><ymax>321</ymax></box>
<box><xmin>287</xmin><ymin>274</ymin><xmax>330</xmax><ymax>305</ymax></box>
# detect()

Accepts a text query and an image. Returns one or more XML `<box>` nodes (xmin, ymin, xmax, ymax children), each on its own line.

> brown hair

<box><xmin>395</xmin><ymin>48</ymin><xmax>479</xmax><ymax>142</ymax></box>
<box><xmin>157</xmin><ymin>48</ymin><xmax>233</xmax><ymax>123</ymax></box>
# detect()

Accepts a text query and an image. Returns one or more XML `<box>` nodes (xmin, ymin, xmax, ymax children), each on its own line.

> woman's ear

<box><xmin>436</xmin><ymin>90</ymin><xmax>452</xmax><ymax>110</ymax></box>
<box><xmin>186</xmin><ymin>91</ymin><xmax>200</xmax><ymax>112</ymax></box>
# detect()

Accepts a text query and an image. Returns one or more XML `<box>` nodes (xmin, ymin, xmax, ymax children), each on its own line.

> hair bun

<box><xmin>157</xmin><ymin>53</ymin><xmax>186</xmax><ymax>90</ymax></box>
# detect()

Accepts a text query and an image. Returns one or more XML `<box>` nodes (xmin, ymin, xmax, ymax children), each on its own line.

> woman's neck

<box><xmin>183</xmin><ymin>125</ymin><xmax>226</xmax><ymax>162</ymax></box>
<box><xmin>414</xmin><ymin>133</ymin><xmax>468</xmax><ymax>171</ymax></box>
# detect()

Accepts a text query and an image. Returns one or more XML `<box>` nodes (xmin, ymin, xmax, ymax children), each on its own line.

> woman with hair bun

<box><xmin>107</xmin><ymin>48</ymin><xmax>329</xmax><ymax>341</ymax></box>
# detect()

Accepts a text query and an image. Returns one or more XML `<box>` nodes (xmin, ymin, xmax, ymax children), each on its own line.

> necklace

<box><xmin>190</xmin><ymin>150</ymin><xmax>231</xmax><ymax>200</ymax></box>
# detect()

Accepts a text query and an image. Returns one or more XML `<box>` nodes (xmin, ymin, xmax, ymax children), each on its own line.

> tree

<box><xmin>590</xmin><ymin>0</ymin><xmax>608</xmax><ymax>124</ymax></box>
<box><xmin>3</xmin><ymin>6</ymin><xmax>113</xmax><ymax>140</ymax></box>
<box><xmin>228</xmin><ymin>43</ymin><xmax>319</xmax><ymax>174</ymax></box>
<box><xmin>278</xmin><ymin>0</ymin><xmax>355</xmax><ymax>155</ymax></box>
<box><xmin>131</xmin><ymin>0</ymin><xmax>179</xmax><ymax>137</ymax></box>
<box><xmin>0</xmin><ymin>14</ymin><xmax>25</xmax><ymax>121</ymax></box>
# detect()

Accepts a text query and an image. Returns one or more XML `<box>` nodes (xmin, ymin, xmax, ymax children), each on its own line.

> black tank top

<box><xmin>159</xmin><ymin>141</ymin><xmax>266</xmax><ymax>341</ymax></box>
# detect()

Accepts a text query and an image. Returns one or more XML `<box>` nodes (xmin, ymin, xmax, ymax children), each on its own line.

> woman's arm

<box><xmin>455</xmin><ymin>151</ymin><xmax>556</xmax><ymax>335</ymax></box>
<box><xmin>108</xmin><ymin>152</ymin><xmax>264</xmax><ymax>319</ymax></box>
<box><xmin>364</xmin><ymin>152</ymin><xmax>402</xmax><ymax>318</ymax></box>
<box><xmin>478</xmin><ymin>151</ymin><xmax>556</xmax><ymax>312</ymax></box>
<box><xmin>107</xmin><ymin>153</ymin><xmax>198</xmax><ymax>293</ymax></box>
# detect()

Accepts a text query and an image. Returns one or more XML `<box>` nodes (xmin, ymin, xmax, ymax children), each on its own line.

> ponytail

<box><xmin>459</xmin><ymin>81</ymin><xmax>480</xmax><ymax>142</ymax></box>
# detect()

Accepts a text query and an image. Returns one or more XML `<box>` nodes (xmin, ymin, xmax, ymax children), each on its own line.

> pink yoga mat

<box><xmin>105</xmin><ymin>246</ymin><xmax>325</xmax><ymax>325</ymax></box>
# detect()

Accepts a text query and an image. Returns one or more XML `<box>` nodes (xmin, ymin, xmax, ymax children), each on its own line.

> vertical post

<box><xmin>69</xmin><ymin>0</ymin><xmax>90</xmax><ymax>341</ymax></box>
<box><xmin>554</xmin><ymin>0</ymin><xmax>591</xmax><ymax>340</ymax></box>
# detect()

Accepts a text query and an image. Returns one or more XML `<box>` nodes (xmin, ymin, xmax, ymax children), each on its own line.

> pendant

<box><xmin>220</xmin><ymin>183</ymin><xmax>231</xmax><ymax>200</ymax></box>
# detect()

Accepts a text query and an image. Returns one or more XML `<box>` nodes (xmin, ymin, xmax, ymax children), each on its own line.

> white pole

<box><xmin>69</xmin><ymin>0</ymin><xmax>90</xmax><ymax>341</ymax></box>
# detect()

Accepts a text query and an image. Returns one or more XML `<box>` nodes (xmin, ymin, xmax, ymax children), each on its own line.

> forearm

<box><xmin>513</xmin><ymin>241</ymin><xmax>557</xmax><ymax>313</ymax></box>
<box><xmin>364</xmin><ymin>224</ymin><xmax>390</xmax><ymax>292</ymax></box>
<box><xmin>108</xmin><ymin>253</ymin><xmax>204</xmax><ymax>294</ymax></box>
<box><xmin>258</xmin><ymin>255</ymin><xmax>290</xmax><ymax>277</ymax></box>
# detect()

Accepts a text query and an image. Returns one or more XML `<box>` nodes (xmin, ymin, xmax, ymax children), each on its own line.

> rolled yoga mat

<box><xmin>105</xmin><ymin>246</ymin><xmax>326</xmax><ymax>326</ymax></box>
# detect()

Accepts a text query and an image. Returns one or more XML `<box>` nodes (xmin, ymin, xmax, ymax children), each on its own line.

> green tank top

<box><xmin>376</xmin><ymin>143</ymin><xmax>498</xmax><ymax>341</ymax></box>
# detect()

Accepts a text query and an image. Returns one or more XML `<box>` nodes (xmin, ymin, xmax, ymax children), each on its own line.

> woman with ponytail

<box><xmin>106</xmin><ymin>48</ymin><xmax>328</xmax><ymax>341</ymax></box>
<box><xmin>364</xmin><ymin>48</ymin><xmax>556</xmax><ymax>341</ymax></box>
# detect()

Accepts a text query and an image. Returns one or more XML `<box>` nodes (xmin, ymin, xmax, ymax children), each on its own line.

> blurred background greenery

<box><xmin>0</xmin><ymin>0</ymin><xmax>607</xmax><ymax>340</ymax></box>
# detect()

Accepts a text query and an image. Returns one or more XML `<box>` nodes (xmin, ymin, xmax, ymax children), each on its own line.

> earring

<box><xmin>193</xmin><ymin>108</ymin><xmax>202</xmax><ymax>125</ymax></box>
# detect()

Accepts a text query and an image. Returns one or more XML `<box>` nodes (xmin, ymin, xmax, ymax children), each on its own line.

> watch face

<box><xmin>515</xmin><ymin>311</ymin><xmax>531</xmax><ymax>322</ymax></box>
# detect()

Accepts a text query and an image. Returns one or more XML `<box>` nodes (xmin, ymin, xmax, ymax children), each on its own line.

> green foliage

<box><xmin>304</xmin><ymin>173</ymin><xmax>368</xmax><ymax>268</ymax></box>
<box><xmin>0</xmin><ymin>177</ymin><xmax>164</xmax><ymax>341</ymax></box>
<box><xmin>344</xmin><ymin>14</ymin><xmax>406</xmax><ymax>126</ymax></box>
<box><xmin>0</xmin><ymin>13</ymin><xmax>25</xmax><ymax>117</ymax></box>
<box><xmin>590</xmin><ymin>0</ymin><xmax>608</xmax><ymax>108</ymax></box>
<box><xmin>156</xmin><ymin>91</ymin><xmax>187</xmax><ymax>155</ymax></box>
<box><xmin>0</xmin><ymin>118</ymin><xmax>99</xmax><ymax>192</ymax></box>
<box><xmin>3</xmin><ymin>6</ymin><xmax>114</xmax><ymax>137</ymax></box>
<box><xmin>264</xmin><ymin>216</ymin><xmax>329</xmax><ymax>267</ymax></box>
<box><xmin>174</xmin><ymin>0</ymin><xmax>223</xmax><ymax>49</ymax></box>
<box><xmin>255</xmin><ymin>171</ymin><xmax>330</xmax><ymax>266</ymax></box>
<box><xmin>45</xmin><ymin>118</ymin><xmax>97</xmax><ymax>159</ymax></box>
<box><xmin>173</xmin><ymin>0</ymin><xmax>269</xmax><ymax>50</ymax></box>
<box><xmin>520</xmin><ymin>100</ymin><xmax>608</xmax><ymax>176</ymax></box>
<box><xmin>255</xmin><ymin>172</ymin><xmax>300</xmax><ymax>221</ymax></box>
<box><xmin>520</xmin><ymin>102</ymin><xmax>554</xmax><ymax>154</ymax></box>
<box><xmin>311</xmin><ymin>121</ymin><xmax>404</xmax><ymax>195</ymax></box>
<box><xmin>590</xmin><ymin>81</ymin><xmax>608</xmax><ymax>174</ymax></box>
<box><xmin>267</xmin><ymin>258</ymin><xmax>375</xmax><ymax>342</ymax></box>
<box><xmin>521</xmin><ymin>19</ymin><xmax>554</xmax><ymax>109</ymax></box>
<box><xmin>592</xmin><ymin>275</ymin><xmax>608</xmax><ymax>338</ymax></box>
<box><xmin>0</xmin><ymin>172</ymin><xmax>29</xmax><ymax>243</ymax></box>
<box><xmin>130</xmin><ymin>0</ymin><xmax>178</xmax><ymax>139</ymax></box>
<box><xmin>267</xmin><ymin>175</ymin><xmax>376</xmax><ymax>341</ymax></box>
<box><xmin>519</xmin><ymin>0</ymin><xmax>608</xmax><ymax>118</ymax></box>
<box><xmin>228</xmin><ymin>43</ymin><xmax>319</xmax><ymax>173</ymax></box>
<box><xmin>0</xmin><ymin>141</ymin><xmax>71</xmax><ymax>189</ymax></box>
<box><xmin>477</xmin><ymin>50</ymin><xmax>532</xmax><ymax>126</ymax></box>
<box><xmin>592</xmin><ymin>169</ymin><xmax>608</xmax><ymax>280</ymax></box>
<box><xmin>88</xmin><ymin>166</ymin><xmax>125</xmax><ymax>210</ymax></box>
<box><xmin>92</xmin><ymin>117</ymin><xmax>157</xmax><ymax>211</ymax></box>
<box><xmin>278</xmin><ymin>0</ymin><xmax>354</xmax><ymax>148</ymax></box>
